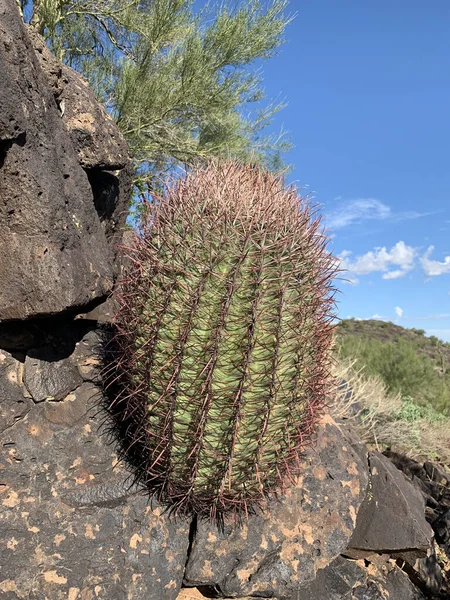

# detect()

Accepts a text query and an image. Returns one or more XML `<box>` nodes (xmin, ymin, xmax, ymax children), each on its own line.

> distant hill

<box><xmin>335</xmin><ymin>319</ymin><xmax>450</xmax><ymax>415</ymax></box>
<box><xmin>336</xmin><ymin>318</ymin><xmax>450</xmax><ymax>363</ymax></box>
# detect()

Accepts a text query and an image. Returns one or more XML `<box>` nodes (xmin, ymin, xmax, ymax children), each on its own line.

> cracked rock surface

<box><xmin>347</xmin><ymin>452</ymin><xmax>434</xmax><ymax>559</ymax></box>
<box><xmin>0</xmin><ymin>344</ymin><xmax>190</xmax><ymax>600</ymax></box>
<box><xmin>292</xmin><ymin>554</ymin><xmax>425</xmax><ymax>600</ymax></box>
<box><xmin>0</xmin><ymin>0</ymin><xmax>130</xmax><ymax>322</ymax></box>
<box><xmin>184</xmin><ymin>417</ymin><xmax>369</xmax><ymax>598</ymax></box>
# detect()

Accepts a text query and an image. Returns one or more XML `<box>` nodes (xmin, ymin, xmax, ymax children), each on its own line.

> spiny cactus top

<box><xmin>109</xmin><ymin>161</ymin><xmax>337</xmax><ymax>520</ymax></box>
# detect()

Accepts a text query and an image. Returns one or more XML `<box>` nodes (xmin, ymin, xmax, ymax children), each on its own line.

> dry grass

<box><xmin>329</xmin><ymin>358</ymin><xmax>450</xmax><ymax>466</ymax></box>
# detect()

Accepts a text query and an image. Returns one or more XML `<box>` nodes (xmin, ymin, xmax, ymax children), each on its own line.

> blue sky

<box><xmin>257</xmin><ymin>0</ymin><xmax>450</xmax><ymax>340</ymax></box>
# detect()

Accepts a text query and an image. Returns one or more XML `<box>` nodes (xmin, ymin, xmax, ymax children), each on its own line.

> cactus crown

<box><xmin>108</xmin><ymin>161</ymin><xmax>337</xmax><ymax>520</ymax></box>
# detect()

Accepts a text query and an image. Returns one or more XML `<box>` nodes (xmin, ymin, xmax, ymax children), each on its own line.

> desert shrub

<box><xmin>336</xmin><ymin>335</ymin><xmax>450</xmax><ymax>415</ymax></box>
<box><xmin>411</xmin><ymin>328</ymin><xmax>426</xmax><ymax>336</ymax></box>
<box><xmin>330</xmin><ymin>359</ymin><xmax>450</xmax><ymax>465</ymax></box>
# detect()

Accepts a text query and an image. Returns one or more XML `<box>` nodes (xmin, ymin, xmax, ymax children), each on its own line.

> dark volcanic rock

<box><xmin>80</xmin><ymin>295</ymin><xmax>118</xmax><ymax>324</ymax></box>
<box><xmin>59</xmin><ymin>64</ymin><xmax>129</xmax><ymax>170</ymax></box>
<box><xmin>0</xmin><ymin>0</ymin><xmax>114</xmax><ymax>321</ymax></box>
<box><xmin>87</xmin><ymin>163</ymin><xmax>134</xmax><ymax>254</ymax></box>
<box><xmin>27</xmin><ymin>25</ymin><xmax>128</xmax><ymax>171</ymax></box>
<box><xmin>434</xmin><ymin>508</ymin><xmax>450</xmax><ymax>546</ymax></box>
<box><xmin>23</xmin><ymin>347</ymin><xmax>84</xmax><ymax>402</ymax></box>
<box><xmin>347</xmin><ymin>452</ymin><xmax>433</xmax><ymax>559</ymax></box>
<box><xmin>184</xmin><ymin>416</ymin><xmax>369</xmax><ymax>599</ymax></box>
<box><xmin>383</xmin><ymin>451</ymin><xmax>450</xmax><ymax>596</ymax></box>
<box><xmin>0</xmin><ymin>374</ymin><xmax>189</xmax><ymax>599</ymax></box>
<box><xmin>295</xmin><ymin>555</ymin><xmax>425</xmax><ymax>600</ymax></box>
<box><xmin>71</xmin><ymin>329</ymin><xmax>103</xmax><ymax>383</ymax></box>
<box><xmin>403</xmin><ymin>544</ymin><xmax>443</xmax><ymax>595</ymax></box>
<box><xmin>27</xmin><ymin>26</ymin><xmax>132</xmax><ymax>262</ymax></box>
<box><xmin>0</xmin><ymin>350</ymin><xmax>32</xmax><ymax>434</ymax></box>
<box><xmin>25</xmin><ymin>23</ymin><xmax>63</xmax><ymax>99</ymax></box>
<box><xmin>384</xmin><ymin>451</ymin><xmax>429</xmax><ymax>482</ymax></box>
<box><xmin>385</xmin><ymin>451</ymin><xmax>450</xmax><ymax>516</ymax></box>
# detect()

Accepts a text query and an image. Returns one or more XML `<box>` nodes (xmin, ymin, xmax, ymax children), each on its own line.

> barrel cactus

<box><xmin>108</xmin><ymin>161</ymin><xmax>337</xmax><ymax>520</ymax></box>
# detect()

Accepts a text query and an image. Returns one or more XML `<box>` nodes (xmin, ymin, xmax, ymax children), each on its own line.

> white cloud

<box><xmin>401</xmin><ymin>313</ymin><xmax>450</xmax><ymax>321</ymax></box>
<box><xmin>383</xmin><ymin>269</ymin><xmax>406</xmax><ymax>280</ymax></box>
<box><xmin>327</xmin><ymin>198</ymin><xmax>390</xmax><ymax>229</ymax></box>
<box><xmin>395</xmin><ymin>306</ymin><xmax>403</xmax><ymax>318</ymax></box>
<box><xmin>348</xmin><ymin>314</ymin><xmax>387</xmax><ymax>321</ymax></box>
<box><xmin>338</xmin><ymin>241</ymin><xmax>416</xmax><ymax>280</ymax></box>
<box><xmin>421</xmin><ymin>246</ymin><xmax>450</xmax><ymax>276</ymax></box>
<box><xmin>326</xmin><ymin>198</ymin><xmax>435</xmax><ymax>231</ymax></box>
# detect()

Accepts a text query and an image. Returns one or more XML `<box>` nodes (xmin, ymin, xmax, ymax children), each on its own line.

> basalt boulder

<box><xmin>0</xmin><ymin>0</ymin><xmax>131</xmax><ymax>322</ymax></box>
<box><xmin>183</xmin><ymin>416</ymin><xmax>369</xmax><ymax>599</ymax></box>
<box><xmin>0</xmin><ymin>345</ymin><xmax>190</xmax><ymax>600</ymax></box>
<box><xmin>346</xmin><ymin>452</ymin><xmax>433</xmax><ymax>559</ymax></box>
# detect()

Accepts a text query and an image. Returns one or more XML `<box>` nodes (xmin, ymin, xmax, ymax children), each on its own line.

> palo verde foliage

<box><xmin>22</xmin><ymin>0</ymin><xmax>292</xmax><ymax>194</ymax></box>
<box><xmin>107</xmin><ymin>161</ymin><xmax>337</xmax><ymax>519</ymax></box>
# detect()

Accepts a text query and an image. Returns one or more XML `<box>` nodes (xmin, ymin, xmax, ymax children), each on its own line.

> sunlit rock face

<box><xmin>0</xmin><ymin>0</ymin><xmax>131</xmax><ymax>322</ymax></box>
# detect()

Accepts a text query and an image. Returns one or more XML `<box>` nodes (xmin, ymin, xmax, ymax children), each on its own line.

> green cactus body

<box><xmin>110</xmin><ymin>161</ymin><xmax>337</xmax><ymax>519</ymax></box>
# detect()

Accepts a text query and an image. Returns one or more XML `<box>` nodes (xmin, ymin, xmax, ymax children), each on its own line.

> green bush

<box><xmin>336</xmin><ymin>335</ymin><xmax>450</xmax><ymax>416</ymax></box>
<box><xmin>396</xmin><ymin>396</ymin><xmax>447</xmax><ymax>424</ymax></box>
<box><xmin>411</xmin><ymin>328</ymin><xmax>426</xmax><ymax>336</ymax></box>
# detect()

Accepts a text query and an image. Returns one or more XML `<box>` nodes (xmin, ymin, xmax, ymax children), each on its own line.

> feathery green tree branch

<box><xmin>24</xmin><ymin>0</ymin><xmax>292</xmax><ymax>200</ymax></box>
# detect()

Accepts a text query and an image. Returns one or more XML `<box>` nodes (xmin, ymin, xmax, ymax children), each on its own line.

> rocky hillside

<box><xmin>337</xmin><ymin>318</ymin><xmax>450</xmax><ymax>364</ymax></box>
<box><xmin>0</xmin><ymin>2</ymin><xmax>449</xmax><ymax>598</ymax></box>
<box><xmin>336</xmin><ymin>319</ymin><xmax>450</xmax><ymax>416</ymax></box>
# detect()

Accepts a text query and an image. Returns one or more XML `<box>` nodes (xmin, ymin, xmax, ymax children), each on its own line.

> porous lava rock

<box><xmin>183</xmin><ymin>416</ymin><xmax>369</xmax><ymax>599</ymax></box>
<box><xmin>347</xmin><ymin>452</ymin><xmax>434</xmax><ymax>559</ymax></box>
<box><xmin>0</xmin><ymin>0</ymin><xmax>131</xmax><ymax>322</ymax></box>
<box><xmin>27</xmin><ymin>25</ymin><xmax>129</xmax><ymax>171</ymax></box>
<box><xmin>385</xmin><ymin>451</ymin><xmax>450</xmax><ymax>522</ymax></box>
<box><xmin>27</xmin><ymin>25</ymin><xmax>133</xmax><ymax>258</ymax></box>
<box><xmin>293</xmin><ymin>554</ymin><xmax>425</xmax><ymax>600</ymax></box>
<box><xmin>0</xmin><ymin>349</ymin><xmax>32</xmax><ymax>435</ymax></box>
<box><xmin>0</xmin><ymin>348</ymin><xmax>190</xmax><ymax>600</ymax></box>
<box><xmin>23</xmin><ymin>347</ymin><xmax>84</xmax><ymax>403</ymax></box>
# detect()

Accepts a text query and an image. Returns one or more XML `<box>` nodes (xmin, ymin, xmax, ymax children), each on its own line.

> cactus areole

<box><xmin>109</xmin><ymin>161</ymin><xmax>337</xmax><ymax>520</ymax></box>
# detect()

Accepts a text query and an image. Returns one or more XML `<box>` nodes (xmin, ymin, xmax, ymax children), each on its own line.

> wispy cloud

<box><xmin>326</xmin><ymin>198</ymin><xmax>435</xmax><ymax>231</ymax></box>
<box><xmin>403</xmin><ymin>313</ymin><xmax>450</xmax><ymax>321</ymax></box>
<box><xmin>383</xmin><ymin>269</ymin><xmax>407</xmax><ymax>280</ymax></box>
<box><xmin>421</xmin><ymin>246</ymin><xmax>450</xmax><ymax>276</ymax></box>
<box><xmin>326</xmin><ymin>198</ymin><xmax>390</xmax><ymax>229</ymax></box>
<box><xmin>338</xmin><ymin>241</ymin><xmax>416</xmax><ymax>283</ymax></box>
